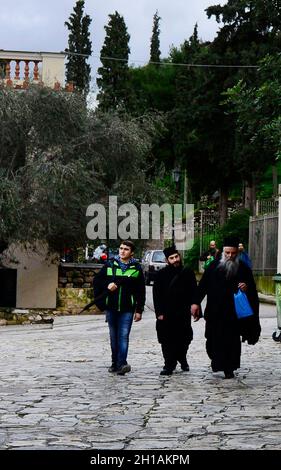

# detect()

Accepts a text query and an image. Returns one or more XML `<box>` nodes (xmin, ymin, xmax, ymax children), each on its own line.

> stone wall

<box><xmin>56</xmin><ymin>288</ymin><xmax>103</xmax><ymax>315</ymax></box>
<box><xmin>0</xmin><ymin>264</ymin><xmax>105</xmax><ymax>324</ymax></box>
<box><xmin>0</xmin><ymin>308</ymin><xmax>55</xmax><ymax>325</ymax></box>
<box><xmin>57</xmin><ymin>264</ymin><xmax>104</xmax><ymax>314</ymax></box>
<box><xmin>58</xmin><ymin>264</ymin><xmax>102</xmax><ymax>288</ymax></box>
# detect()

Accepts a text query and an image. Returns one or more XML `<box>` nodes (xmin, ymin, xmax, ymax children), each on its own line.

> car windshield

<box><xmin>152</xmin><ymin>251</ymin><xmax>166</xmax><ymax>263</ymax></box>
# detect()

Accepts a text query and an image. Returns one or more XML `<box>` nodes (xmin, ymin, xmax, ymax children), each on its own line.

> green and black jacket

<box><xmin>93</xmin><ymin>259</ymin><xmax>145</xmax><ymax>313</ymax></box>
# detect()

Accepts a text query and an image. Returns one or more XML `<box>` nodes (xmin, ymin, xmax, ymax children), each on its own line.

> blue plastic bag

<box><xmin>233</xmin><ymin>289</ymin><xmax>254</xmax><ymax>319</ymax></box>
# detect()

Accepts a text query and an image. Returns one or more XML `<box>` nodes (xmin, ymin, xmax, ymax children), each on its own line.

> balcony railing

<box><xmin>0</xmin><ymin>49</ymin><xmax>72</xmax><ymax>90</ymax></box>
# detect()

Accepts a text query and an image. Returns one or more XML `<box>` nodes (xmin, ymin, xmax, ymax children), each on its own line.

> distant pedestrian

<box><xmin>94</xmin><ymin>240</ymin><xmax>145</xmax><ymax>375</ymax></box>
<box><xmin>93</xmin><ymin>244</ymin><xmax>107</xmax><ymax>263</ymax></box>
<box><xmin>199</xmin><ymin>240</ymin><xmax>221</xmax><ymax>269</ymax></box>
<box><xmin>153</xmin><ymin>246</ymin><xmax>200</xmax><ymax>376</ymax></box>
<box><xmin>238</xmin><ymin>242</ymin><xmax>252</xmax><ymax>269</ymax></box>
<box><xmin>197</xmin><ymin>236</ymin><xmax>261</xmax><ymax>379</ymax></box>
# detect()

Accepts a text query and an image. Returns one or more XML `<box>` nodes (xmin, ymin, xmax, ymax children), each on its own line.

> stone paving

<box><xmin>0</xmin><ymin>287</ymin><xmax>280</xmax><ymax>450</ymax></box>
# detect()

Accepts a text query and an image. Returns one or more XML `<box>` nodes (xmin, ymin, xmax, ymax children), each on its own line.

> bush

<box><xmin>184</xmin><ymin>238</ymin><xmax>200</xmax><ymax>271</ymax></box>
<box><xmin>218</xmin><ymin>209</ymin><xmax>250</xmax><ymax>248</ymax></box>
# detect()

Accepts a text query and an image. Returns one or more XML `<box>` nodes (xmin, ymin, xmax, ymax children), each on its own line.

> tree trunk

<box><xmin>219</xmin><ymin>187</ymin><xmax>228</xmax><ymax>226</ymax></box>
<box><xmin>244</xmin><ymin>179</ymin><xmax>257</xmax><ymax>215</ymax></box>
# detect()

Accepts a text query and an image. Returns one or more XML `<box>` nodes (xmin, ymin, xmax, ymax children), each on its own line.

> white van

<box><xmin>141</xmin><ymin>250</ymin><xmax>166</xmax><ymax>285</ymax></box>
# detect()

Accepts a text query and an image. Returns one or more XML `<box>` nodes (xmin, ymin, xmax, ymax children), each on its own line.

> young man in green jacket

<box><xmin>94</xmin><ymin>240</ymin><xmax>145</xmax><ymax>375</ymax></box>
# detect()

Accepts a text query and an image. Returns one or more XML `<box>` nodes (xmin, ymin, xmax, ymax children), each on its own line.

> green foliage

<box><xmin>27</xmin><ymin>86</ymin><xmax>87</xmax><ymax>154</ymax></box>
<box><xmin>129</xmin><ymin>64</ymin><xmax>176</xmax><ymax>114</ymax></box>
<box><xmin>184</xmin><ymin>237</ymin><xmax>200</xmax><ymax>271</ymax></box>
<box><xmin>0</xmin><ymin>86</ymin><xmax>86</xmax><ymax>171</ymax></box>
<box><xmin>224</xmin><ymin>54</ymin><xmax>281</xmax><ymax>183</ymax></box>
<box><xmin>0</xmin><ymin>170</ymin><xmax>22</xmax><ymax>244</ymax></box>
<box><xmin>16</xmin><ymin>157</ymin><xmax>98</xmax><ymax>252</ymax></box>
<box><xmin>184</xmin><ymin>209</ymin><xmax>251</xmax><ymax>272</ymax></box>
<box><xmin>206</xmin><ymin>0</ymin><xmax>281</xmax><ymax>60</ymax></box>
<box><xmin>217</xmin><ymin>209</ymin><xmax>251</xmax><ymax>248</ymax></box>
<box><xmin>169</xmin><ymin>1</ymin><xmax>281</xmax><ymax>211</ymax></box>
<box><xmin>65</xmin><ymin>0</ymin><xmax>92</xmax><ymax>95</ymax></box>
<box><xmin>150</xmin><ymin>11</ymin><xmax>161</xmax><ymax>64</ymax></box>
<box><xmin>171</xmin><ymin>27</ymin><xmax>238</xmax><ymax>201</ymax></box>
<box><xmin>256</xmin><ymin>161</ymin><xmax>281</xmax><ymax>198</ymax></box>
<box><xmin>0</xmin><ymin>87</ymin><xmax>166</xmax><ymax>254</ymax></box>
<box><xmin>0</xmin><ymin>86</ymin><xmax>30</xmax><ymax>170</ymax></box>
<box><xmin>97</xmin><ymin>11</ymin><xmax>131</xmax><ymax>111</ymax></box>
<box><xmin>85</xmin><ymin>110</ymin><xmax>165</xmax><ymax>201</ymax></box>
<box><xmin>206</xmin><ymin>0</ymin><xmax>281</xmax><ymax>175</ymax></box>
<box><xmin>127</xmin><ymin>63</ymin><xmax>176</xmax><ymax>172</ymax></box>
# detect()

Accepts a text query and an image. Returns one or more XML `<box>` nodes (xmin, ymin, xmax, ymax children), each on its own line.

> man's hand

<box><xmin>191</xmin><ymin>304</ymin><xmax>200</xmax><ymax>321</ymax></box>
<box><xmin>238</xmin><ymin>282</ymin><xmax>247</xmax><ymax>292</ymax></box>
<box><xmin>157</xmin><ymin>315</ymin><xmax>164</xmax><ymax>320</ymax></box>
<box><xmin>134</xmin><ymin>312</ymin><xmax>142</xmax><ymax>322</ymax></box>
<box><xmin>107</xmin><ymin>282</ymin><xmax>118</xmax><ymax>291</ymax></box>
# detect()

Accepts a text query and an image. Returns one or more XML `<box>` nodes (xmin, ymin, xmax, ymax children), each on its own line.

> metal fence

<box><xmin>256</xmin><ymin>198</ymin><xmax>278</xmax><ymax>216</ymax></box>
<box><xmin>198</xmin><ymin>210</ymin><xmax>220</xmax><ymax>254</ymax></box>
<box><xmin>197</xmin><ymin>205</ymin><xmax>240</xmax><ymax>255</ymax></box>
<box><xmin>195</xmin><ymin>198</ymin><xmax>279</xmax><ymax>272</ymax></box>
<box><xmin>249</xmin><ymin>213</ymin><xmax>278</xmax><ymax>275</ymax></box>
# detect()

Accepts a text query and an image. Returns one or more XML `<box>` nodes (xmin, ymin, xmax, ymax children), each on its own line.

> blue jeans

<box><xmin>106</xmin><ymin>310</ymin><xmax>134</xmax><ymax>369</ymax></box>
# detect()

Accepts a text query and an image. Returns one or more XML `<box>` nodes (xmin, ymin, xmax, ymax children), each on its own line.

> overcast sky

<box><xmin>0</xmin><ymin>0</ymin><xmax>226</xmax><ymax>88</ymax></box>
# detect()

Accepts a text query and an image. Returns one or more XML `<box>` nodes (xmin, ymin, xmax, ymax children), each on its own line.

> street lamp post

<box><xmin>171</xmin><ymin>167</ymin><xmax>181</xmax><ymax>246</ymax></box>
<box><xmin>172</xmin><ymin>167</ymin><xmax>181</xmax><ymax>200</ymax></box>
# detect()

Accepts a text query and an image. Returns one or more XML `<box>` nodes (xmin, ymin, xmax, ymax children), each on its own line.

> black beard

<box><xmin>168</xmin><ymin>260</ymin><xmax>182</xmax><ymax>269</ymax></box>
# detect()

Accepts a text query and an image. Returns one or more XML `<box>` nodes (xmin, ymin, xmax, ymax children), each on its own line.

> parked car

<box><xmin>142</xmin><ymin>250</ymin><xmax>166</xmax><ymax>285</ymax></box>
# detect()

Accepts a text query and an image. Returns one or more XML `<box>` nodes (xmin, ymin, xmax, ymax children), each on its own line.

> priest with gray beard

<box><xmin>197</xmin><ymin>236</ymin><xmax>261</xmax><ymax>379</ymax></box>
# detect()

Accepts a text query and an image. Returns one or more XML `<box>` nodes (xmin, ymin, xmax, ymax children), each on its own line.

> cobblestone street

<box><xmin>0</xmin><ymin>287</ymin><xmax>280</xmax><ymax>451</ymax></box>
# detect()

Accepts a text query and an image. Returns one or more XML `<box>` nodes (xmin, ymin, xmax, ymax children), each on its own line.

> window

<box><xmin>152</xmin><ymin>251</ymin><xmax>166</xmax><ymax>263</ymax></box>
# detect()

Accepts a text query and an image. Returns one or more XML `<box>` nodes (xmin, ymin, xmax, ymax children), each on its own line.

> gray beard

<box><xmin>219</xmin><ymin>253</ymin><xmax>239</xmax><ymax>279</ymax></box>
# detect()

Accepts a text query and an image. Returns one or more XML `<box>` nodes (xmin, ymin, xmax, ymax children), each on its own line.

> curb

<box><xmin>258</xmin><ymin>294</ymin><xmax>276</xmax><ymax>305</ymax></box>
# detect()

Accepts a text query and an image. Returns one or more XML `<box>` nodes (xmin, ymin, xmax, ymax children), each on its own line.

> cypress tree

<box><xmin>97</xmin><ymin>11</ymin><xmax>130</xmax><ymax>111</ymax></box>
<box><xmin>65</xmin><ymin>0</ymin><xmax>92</xmax><ymax>95</ymax></box>
<box><xmin>150</xmin><ymin>11</ymin><xmax>161</xmax><ymax>64</ymax></box>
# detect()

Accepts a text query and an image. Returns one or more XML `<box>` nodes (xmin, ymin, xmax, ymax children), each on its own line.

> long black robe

<box><xmin>198</xmin><ymin>259</ymin><xmax>261</xmax><ymax>373</ymax></box>
<box><xmin>153</xmin><ymin>265</ymin><xmax>199</xmax><ymax>347</ymax></box>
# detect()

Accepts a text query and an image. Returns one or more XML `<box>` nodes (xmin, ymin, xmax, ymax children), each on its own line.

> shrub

<box><xmin>218</xmin><ymin>209</ymin><xmax>250</xmax><ymax>248</ymax></box>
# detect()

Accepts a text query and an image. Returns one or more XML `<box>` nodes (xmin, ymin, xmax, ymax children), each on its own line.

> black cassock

<box><xmin>153</xmin><ymin>265</ymin><xmax>199</xmax><ymax>369</ymax></box>
<box><xmin>198</xmin><ymin>260</ymin><xmax>261</xmax><ymax>373</ymax></box>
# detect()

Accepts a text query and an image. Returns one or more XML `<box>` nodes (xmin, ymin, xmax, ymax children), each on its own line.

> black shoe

<box><xmin>211</xmin><ymin>362</ymin><xmax>219</xmax><ymax>372</ymax></box>
<box><xmin>160</xmin><ymin>368</ymin><xmax>173</xmax><ymax>376</ymax></box>
<box><xmin>224</xmin><ymin>370</ymin><xmax>234</xmax><ymax>379</ymax></box>
<box><xmin>181</xmin><ymin>362</ymin><xmax>189</xmax><ymax>372</ymax></box>
<box><xmin>108</xmin><ymin>364</ymin><xmax>117</xmax><ymax>373</ymax></box>
<box><xmin>116</xmin><ymin>364</ymin><xmax>131</xmax><ymax>375</ymax></box>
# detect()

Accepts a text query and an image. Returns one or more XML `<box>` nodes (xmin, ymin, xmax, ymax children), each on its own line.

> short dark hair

<box><xmin>120</xmin><ymin>240</ymin><xmax>135</xmax><ymax>252</ymax></box>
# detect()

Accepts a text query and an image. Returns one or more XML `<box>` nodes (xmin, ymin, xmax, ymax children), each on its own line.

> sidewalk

<box><xmin>0</xmin><ymin>300</ymin><xmax>280</xmax><ymax>451</ymax></box>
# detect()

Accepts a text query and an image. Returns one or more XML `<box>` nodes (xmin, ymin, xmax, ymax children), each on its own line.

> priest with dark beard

<box><xmin>198</xmin><ymin>236</ymin><xmax>261</xmax><ymax>379</ymax></box>
<box><xmin>153</xmin><ymin>246</ymin><xmax>200</xmax><ymax>376</ymax></box>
